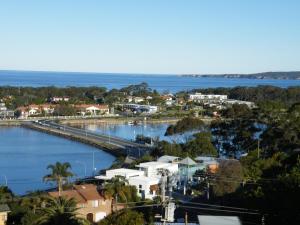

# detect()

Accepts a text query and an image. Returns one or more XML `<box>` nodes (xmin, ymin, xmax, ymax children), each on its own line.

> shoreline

<box><xmin>0</xmin><ymin>117</ymin><xmax>178</xmax><ymax>126</ymax></box>
<box><xmin>59</xmin><ymin>117</ymin><xmax>179</xmax><ymax>125</ymax></box>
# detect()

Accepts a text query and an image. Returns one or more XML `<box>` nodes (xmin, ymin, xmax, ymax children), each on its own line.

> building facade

<box><xmin>48</xmin><ymin>184</ymin><xmax>112</xmax><ymax>223</ymax></box>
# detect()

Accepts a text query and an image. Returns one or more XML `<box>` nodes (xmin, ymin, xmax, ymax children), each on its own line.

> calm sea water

<box><xmin>0</xmin><ymin>127</ymin><xmax>115</xmax><ymax>195</ymax></box>
<box><xmin>1</xmin><ymin>70</ymin><xmax>299</xmax><ymax>93</ymax></box>
<box><xmin>76</xmin><ymin>122</ymin><xmax>194</xmax><ymax>143</ymax></box>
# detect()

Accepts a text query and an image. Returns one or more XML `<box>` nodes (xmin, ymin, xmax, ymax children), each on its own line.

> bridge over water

<box><xmin>22</xmin><ymin>120</ymin><xmax>152</xmax><ymax>158</ymax></box>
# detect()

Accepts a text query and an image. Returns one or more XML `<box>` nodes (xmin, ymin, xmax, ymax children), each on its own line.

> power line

<box><xmin>178</xmin><ymin>205</ymin><xmax>261</xmax><ymax>215</ymax></box>
<box><xmin>179</xmin><ymin>201</ymin><xmax>259</xmax><ymax>213</ymax></box>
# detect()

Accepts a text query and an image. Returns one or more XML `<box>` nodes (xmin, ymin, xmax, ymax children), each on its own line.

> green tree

<box><xmin>104</xmin><ymin>176</ymin><xmax>129</xmax><ymax>211</ymax></box>
<box><xmin>53</xmin><ymin>104</ymin><xmax>77</xmax><ymax>116</ymax></box>
<box><xmin>165</xmin><ymin>117</ymin><xmax>205</xmax><ymax>136</ymax></box>
<box><xmin>35</xmin><ymin>196</ymin><xmax>90</xmax><ymax>225</ymax></box>
<box><xmin>98</xmin><ymin>209</ymin><xmax>144</xmax><ymax>225</ymax></box>
<box><xmin>184</xmin><ymin>132</ymin><xmax>218</xmax><ymax>157</ymax></box>
<box><xmin>43</xmin><ymin>162</ymin><xmax>74</xmax><ymax>196</ymax></box>
<box><xmin>213</xmin><ymin>159</ymin><xmax>243</xmax><ymax>196</ymax></box>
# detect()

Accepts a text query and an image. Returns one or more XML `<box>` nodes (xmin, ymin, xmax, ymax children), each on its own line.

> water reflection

<box><xmin>0</xmin><ymin>127</ymin><xmax>115</xmax><ymax>194</ymax></box>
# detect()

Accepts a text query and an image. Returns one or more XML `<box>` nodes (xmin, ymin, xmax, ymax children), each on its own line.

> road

<box><xmin>26</xmin><ymin>120</ymin><xmax>151</xmax><ymax>157</ymax></box>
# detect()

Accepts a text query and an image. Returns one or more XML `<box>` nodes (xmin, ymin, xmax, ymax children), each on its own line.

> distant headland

<box><xmin>180</xmin><ymin>71</ymin><xmax>300</xmax><ymax>80</ymax></box>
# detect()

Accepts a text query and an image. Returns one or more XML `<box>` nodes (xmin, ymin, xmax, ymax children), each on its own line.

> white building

<box><xmin>95</xmin><ymin>168</ymin><xmax>159</xmax><ymax>199</ymax></box>
<box><xmin>100</xmin><ymin>168</ymin><xmax>144</xmax><ymax>179</ymax></box>
<box><xmin>225</xmin><ymin>99</ymin><xmax>255</xmax><ymax>108</ymax></box>
<box><xmin>75</xmin><ymin>104</ymin><xmax>110</xmax><ymax>116</ymax></box>
<box><xmin>0</xmin><ymin>103</ymin><xmax>7</xmax><ymax>111</ymax></box>
<box><xmin>123</xmin><ymin>104</ymin><xmax>158</xmax><ymax>114</ymax></box>
<box><xmin>133</xmin><ymin>97</ymin><xmax>145</xmax><ymax>103</ymax></box>
<box><xmin>189</xmin><ymin>93</ymin><xmax>228</xmax><ymax>102</ymax></box>
<box><xmin>136</xmin><ymin>161</ymin><xmax>179</xmax><ymax>177</ymax></box>
<box><xmin>50</xmin><ymin>96</ymin><xmax>70</xmax><ymax>103</ymax></box>
<box><xmin>127</xmin><ymin>175</ymin><xmax>160</xmax><ymax>199</ymax></box>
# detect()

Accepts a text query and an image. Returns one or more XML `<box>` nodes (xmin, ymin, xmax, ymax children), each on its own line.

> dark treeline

<box><xmin>0</xmin><ymin>83</ymin><xmax>158</xmax><ymax>109</ymax></box>
<box><xmin>183</xmin><ymin>71</ymin><xmax>300</xmax><ymax>80</ymax></box>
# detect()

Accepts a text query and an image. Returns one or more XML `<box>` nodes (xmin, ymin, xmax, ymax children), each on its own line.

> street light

<box><xmin>92</xmin><ymin>151</ymin><xmax>97</xmax><ymax>175</ymax></box>
<box><xmin>75</xmin><ymin>161</ymin><xmax>87</xmax><ymax>177</ymax></box>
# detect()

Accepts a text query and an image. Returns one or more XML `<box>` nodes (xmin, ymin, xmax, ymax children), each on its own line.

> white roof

<box><xmin>137</xmin><ymin>161</ymin><xmax>171</xmax><ymax>168</ymax></box>
<box><xmin>106</xmin><ymin>168</ymin><xmax>141</xmax><ymax>174</ymax></box>
<box><xmin>195</xmin><ymin>156</ymin><xmax>217</xmax><ymax>162</ymax></box>
<box><xmin>157</xmin><ymin>155</ymin><xmax>180</xmax><ymax>163</ymax></box>
<box><xmin>96</xmin><ymin>168</ymin><xmax>144</xmax><ymax>180</ymax></box>
<box><xmin>198</xmin><ymin>216</ymin><xmax>241</xmax><ymax>225</ymax></box>
<box><xmin>180</xmin><ymin>157</ymin><xmax>196</xmax><ymax>166</ymax></box>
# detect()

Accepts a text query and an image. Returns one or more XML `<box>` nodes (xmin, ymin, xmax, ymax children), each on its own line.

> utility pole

<box><xmin>159</xmin><ymin>169</ymin><xmax>167</xmax><ymax>225</ymax></box>
<box><xmin>257</xmin><ymin>139</ymin><xmax>260</xmax><ymax>159</ymax></box>
<box><xmin>185</xmin><ymin>211</ymin><xmax>188</xmax><ymax>225</ymax></box>
<box><xmin>206</xmin><ymin>177</ymin><xmax>210</xmax><ymax>200</ymax></box>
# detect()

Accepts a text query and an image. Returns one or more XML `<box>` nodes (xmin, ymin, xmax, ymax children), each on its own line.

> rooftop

<box><xmin>198</xmin><ymin>216</ymin><xmax>241</xmax><ymax>225</ymax></box>
<box><xmin>136</xmin><ymin>161</ymin><xmax>171</xmax><ymax>168</ymax></box>
<box><xmin>180</xmin><ymin>157</ymin><xmax>197</xmax><ymax>166</ymax></box>
<box><xmin>0</xmin><ymin>204</ymin><xmax>10</xmax><ymax>212</ymax></box>
<box><xmin>157</xmin><ymin>155</ymin><xmax>180</xmax><ymax>163</ymax></box>
<box><xmin>48</xmin><ymin>184</ymin><xmax>105</xmax><ymax>203</ymax></box>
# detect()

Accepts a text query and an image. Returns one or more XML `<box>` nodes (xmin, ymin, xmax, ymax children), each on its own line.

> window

<box><xmin>139</xmin><ymin>185</ymin><xmax>142</xmax><ymax>188</ymax></box>
<box><xmin>79</xmin><ymin>203</ymin><xmax>86</xmax><ymax>208</ymax></box>
<box><xmin>2</xmin><ymin>214</ymin><xmax>7</xmax><ymax>221</ymax></box>
<box><xmin>92</xmin><ymin>200</ymin><xmax>99</xmax><ymax>207</ymax></box>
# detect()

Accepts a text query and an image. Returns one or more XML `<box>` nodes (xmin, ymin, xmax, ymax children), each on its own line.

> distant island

<box><xmin>180</xmin><ymin>71</ymin><xmax>300</xmax><ymax>80</ymax></box>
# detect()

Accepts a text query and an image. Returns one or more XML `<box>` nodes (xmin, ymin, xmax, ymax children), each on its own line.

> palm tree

<box><xmin>35</xmin><ymin>196</ymin><xmax>90</xmax><ymax>225</ymax></box>
<box><xmin>104</xmin><ymin>176</ymin><xmax>128</xmax><ymax>211</ymax></box>
<box><xmin>43</xmin><ymin>162</ymin><xmax>74</xmax><ymax>196</ymax></box>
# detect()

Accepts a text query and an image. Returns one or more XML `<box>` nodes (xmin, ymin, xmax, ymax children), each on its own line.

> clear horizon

<box><xmin>1</xmin><ymin>69</ymin><xmax>300</xmax><ymax>76</ymax></box>
<box><xmin>1</xmin><ymin>0</ymin><xmax>300</xmax><ymax>74</ymax></box>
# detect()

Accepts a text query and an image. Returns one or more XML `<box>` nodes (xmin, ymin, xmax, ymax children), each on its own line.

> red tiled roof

<box><xmin>74</xmin><ymin>184</ymin><xmax>104</xmax><ymax>201</ymax></box>
<box><xmin>48</xmin><ymin>184</ymin><xmax>105</xmax><ymax>203</ymax></box>
<box><xmin>48</xmin><ymin>190</ymin><xmax>86</xmax><ymax>203</ymax></box>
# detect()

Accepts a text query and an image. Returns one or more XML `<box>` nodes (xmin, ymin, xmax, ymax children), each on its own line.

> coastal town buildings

<box><xmin>122</xmin><ymin>103</ymin><xmax>158</xmax><ymax>114</ymax></box>
<box><xmin>75</xmin><ymin>104</ymin><xmax>110</xmax><ymax>116</ymax></box>
<box><xmin>188</xmin><ymin>92</ymin><xmax>255</xmax><ymax>109</ymax></box>
<box><xmin>48</xmin><ymin>184</ymin><xmax>112</xmax><ymax>223</ymax></box>
<box><xmin>136</xmin><ymin>161</ymin><xmax>179</xmax><ymax>177</ymax></box>
<box><xmin>16</xmin><ymin>104</ymin><xmax>55</xmax><ymax>118</ymax></box>
<box><xmin>0</xmin><ymin>103</ymin><xmax>14</xmax><ymax>119</ymax></box>
<box><xmin>189</xmin><ymin>93</ymin><xmax>228</xmax><ymax>102</ymax></box>
<box><xmin>96</xmin><ymin>168</ymin><xmax>160</xmax><ymax>199</ymax></box>
<box><xmin>95</xmin><ymin>155</ymin><xmax>220</xmax><ymax>200</ymax></box>
<box><xmin>49</xmin><ymin>96</ymin><xmax>70</xmax><ymax>103</ymax></box>
<box><xmin>16</xmin><ymin>105</ymin><xmax>40</xmax><ymax>118</ymax></box>
<box><xmin>15</xmin><ymin>103</ymin><xmax>110</xmax><ymax>118</ymax></box>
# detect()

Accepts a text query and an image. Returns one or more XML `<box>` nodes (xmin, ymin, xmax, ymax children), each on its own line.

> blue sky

<box><xmin>0</xmin><ymin>0</ymin><xmax>299</xmax><ymax>74</ymax></box>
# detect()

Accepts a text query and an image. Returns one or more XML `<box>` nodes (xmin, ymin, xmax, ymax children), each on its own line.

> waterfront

<box><xmin>1</xmin><ymin>70</ymin><xmax>300</xmax><ymax>93</ymax></box>
<box><xmin>74</xmin><ymin>122</ymin><xmax>195</xmax><ymax>143</ymax></box>
<box><xmin>0</xmin><ymin>126</ymin><xmax>115</xmax><ymax>195</ymax></box>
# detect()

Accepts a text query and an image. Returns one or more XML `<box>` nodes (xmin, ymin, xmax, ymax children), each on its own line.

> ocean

<box><xmin>0</xmin><ymin>70</ymin><xmax>299</xmax><ymax>93</ymax></box>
